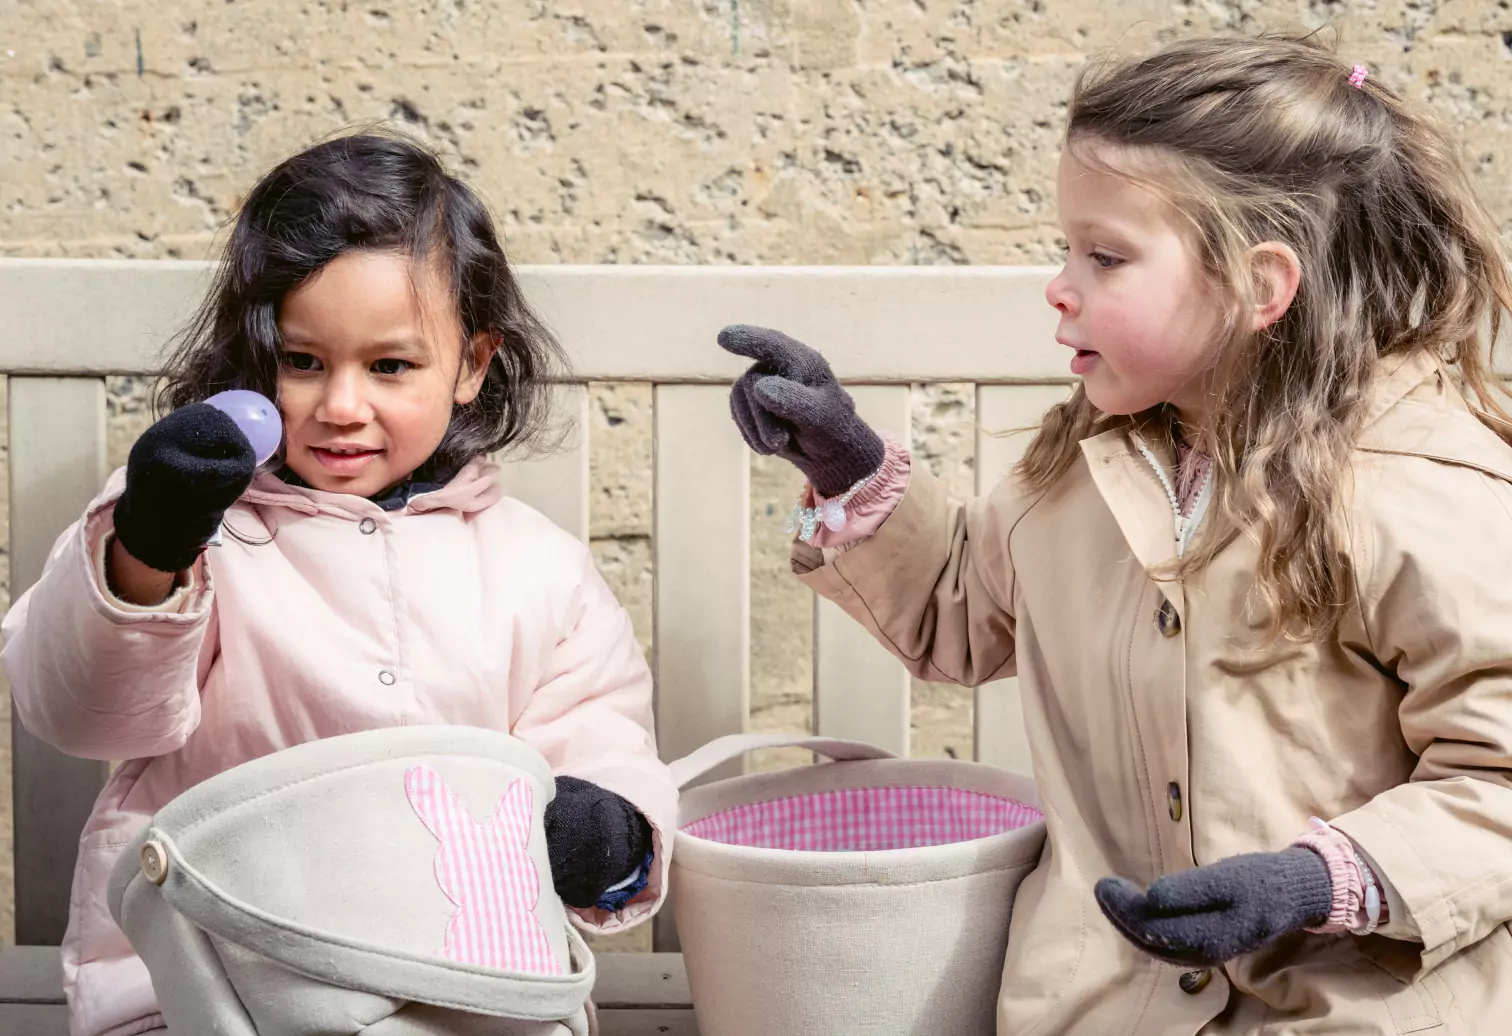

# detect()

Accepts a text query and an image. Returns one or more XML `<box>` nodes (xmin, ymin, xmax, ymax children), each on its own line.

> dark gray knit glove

<box><xmin>1095</xmin><ymin>847</ymin><xmax>1334</xmax><ymax>968</ymax></box>
<box><xmin>718</xmin><ymin>324</ymin><xmax>885</xmax><ymax>497</ymax></box>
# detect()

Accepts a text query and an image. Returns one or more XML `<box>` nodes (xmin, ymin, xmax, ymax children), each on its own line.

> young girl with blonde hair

<box><xmin>721</xmin><ymin>34</ymin><xmax>1512</xmax><ymax>1034</ymax></box>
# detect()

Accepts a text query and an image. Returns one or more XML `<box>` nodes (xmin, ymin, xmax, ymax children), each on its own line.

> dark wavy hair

<box><xmin>157</xmin><ymin>131</ymin><xmax>567</xmax><ymax>468</ymax></box>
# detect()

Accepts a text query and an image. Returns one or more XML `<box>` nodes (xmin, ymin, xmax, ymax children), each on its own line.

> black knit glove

<box><xmin>113</xmin><ymin>404</ymin><xmax>258</xmax><ymax>573</ymax></box>
<box><xmin>544</xmin><ymin>776</ymin><xmax>653</xmax><ymax>910</ymax></box>
<box><xmin>718</xmin><ymin>324</ymin><xmax>886</xmax><ymax>497</ymax></box>
<box><xmin>1095</xmin><ymin>847</ymin><xmax>1334</xmax><ymax>968</ymax></box>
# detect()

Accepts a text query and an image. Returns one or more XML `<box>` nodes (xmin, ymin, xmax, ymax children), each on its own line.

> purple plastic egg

<box><xmin>205</xmin><ymin>389</ymin><xmax>282</xmax><ymax>466</ymax></box>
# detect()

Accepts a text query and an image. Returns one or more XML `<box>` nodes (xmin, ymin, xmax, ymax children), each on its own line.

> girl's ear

<box><xmin>1249</xmin><ymin>242</ymin><xmax>1302</xmax><ymax>333</ymax></box>
<box><xmin>454</xmin><ymin>330</ymin><xmax>498</xmax><ymax>406</ymax></box>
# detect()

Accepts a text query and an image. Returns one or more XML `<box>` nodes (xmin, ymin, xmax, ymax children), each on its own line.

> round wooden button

<box><xmin>141</xmin><ymin>839</ymin><xmax>169</xmax><ymax>886</ymax></box>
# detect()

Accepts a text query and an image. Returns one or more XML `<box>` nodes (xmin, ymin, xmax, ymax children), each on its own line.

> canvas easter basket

<box><xmin>669</xmin><ymin>733</ymin><xmax>1047</xmax><ymax>1036</ymax></box>
<box><xmin>107</xmin><ymin>725</ymin><xmax>596</xmax><ymax>1036</ymax></box>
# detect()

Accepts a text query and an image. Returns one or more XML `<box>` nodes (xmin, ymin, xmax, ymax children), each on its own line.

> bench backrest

<box><xmin>0</xmin><ymin>258</ymin><xmax>1066</xmax><ymax>946</ymax></box>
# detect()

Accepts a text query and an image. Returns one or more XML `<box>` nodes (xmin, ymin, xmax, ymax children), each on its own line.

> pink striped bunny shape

<box><xmin>404</xmin><ymin>764</ymin><xmax>563</xmax><ymax>976</ymax></box>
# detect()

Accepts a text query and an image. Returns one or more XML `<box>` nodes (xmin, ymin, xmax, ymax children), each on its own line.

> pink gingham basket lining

<box><xmin>681</xmin><ymin>785</ymin><xmax>1042</xmax><ymax>852</ymax></box>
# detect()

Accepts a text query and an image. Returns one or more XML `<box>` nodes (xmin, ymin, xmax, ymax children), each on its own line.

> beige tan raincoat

<box><xmin>799</xmin><ymin>351</ymin><xmax>1512</xmax><ymax>1034</ymax></box>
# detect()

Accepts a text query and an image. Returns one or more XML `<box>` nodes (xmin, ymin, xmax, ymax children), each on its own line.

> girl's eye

<box><xmin>1090</xmin><ymin>251</ymin><xmax>1124</xmax><ymax>270</ymax></box>
<box><xmin>372</xmin><ymin>358</ymin><xmax>413</xmax><ymax>376</ymax></box>
<box><xmin>282</xmin><ymin>352</ymin><xmax>320</xmax><ymax>372</ymax></box>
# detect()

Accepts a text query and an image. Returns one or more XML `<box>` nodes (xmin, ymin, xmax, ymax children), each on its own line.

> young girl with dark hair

<box><xmin>2</xmin><ymin>132</ymin><xmax>675</xmax><ymax>1036</ymax></box>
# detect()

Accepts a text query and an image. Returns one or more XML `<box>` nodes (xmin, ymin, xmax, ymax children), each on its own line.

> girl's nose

<box><xmin>1045</xmin><ymin>266</ymin><xmax>1077</xmax><ymax>316</ymax></box>
<box><xmin>315</xmin><ymin>369</ymin><xmax>373</xmax><ymax>426</ymax></box>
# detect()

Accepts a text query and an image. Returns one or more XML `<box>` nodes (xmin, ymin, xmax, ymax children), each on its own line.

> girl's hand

<box><xmin>113</xmin><ymin>403</ymin><xmax>259</xmax><ymax>574</ymax></box>
<box><xmin>1094</xmin><ymin>847</ymin><xmax>1333</xmax><ymax>967</ymax></box>
<box><xmin>544</xmin><ymin>776</ymin><xmax>653</xmax><ymax>911</ymax></box>
<box><xmin>717</xmin><ymin>324</ymin><xmax>886</xmax><ymax>498</ymax></box>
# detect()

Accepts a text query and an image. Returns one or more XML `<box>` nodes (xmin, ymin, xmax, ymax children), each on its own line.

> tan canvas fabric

<box><xmin>108</xmin><ymin>725</ymin><xmax>594</xmax><ymax>1035</ymax></box>
<box><xmin>671</xmin><ymin>733</ymin><xmax>1046</xmax><ymax>1036</ymax></box>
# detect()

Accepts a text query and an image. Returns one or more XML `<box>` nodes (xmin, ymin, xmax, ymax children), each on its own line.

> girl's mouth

<box><xmin>312</xmin><ymin>446</ymin><xmax>381</xmax><ymax>475</ymax></box>
<box><xmin>1070</xmin><ymin>349</ymin><xmax>1100</xmax><ymax>376</ymax></box>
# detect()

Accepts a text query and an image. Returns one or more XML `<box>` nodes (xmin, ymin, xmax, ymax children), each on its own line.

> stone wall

<box><xmin>7</xmin><ymin>0</ymin><xmax>1512</xmax><ymax>949</ymax></box>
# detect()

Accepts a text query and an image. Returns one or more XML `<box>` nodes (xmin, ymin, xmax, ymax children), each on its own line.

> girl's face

<box><xmin>276</xmin><ymin>250</ymin><xmax>492</xmax><ymax>497</ymax></box>
<box><xmin>1046</xmin><ymin>145</ymin><xmax>1227</xmax><ymax>422</ymax></box>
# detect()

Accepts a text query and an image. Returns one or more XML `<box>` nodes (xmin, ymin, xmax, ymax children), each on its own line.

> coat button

<box><xmin>359</xmin><ymin>517</ymin><xmax>378</xmax><ymax>535</ymax></box>
<box><xmin>1155</xmin><ymin>598</ymin><xmax>1181</xmax><ymax>637</ymax></box>
<box><xmin>378</xmin><ymin>669</ymin><xmax>396</xmax><ymax>686</ymax></box>
<box><xmin>141</xmin><ymin>839</ymin><xmax>169</xmax><ymax>885</ymax></box>
<box><xmin>1179</xmin><ymin>969</ymin><xmax>1212</xmax><ymax>995</ymax></box>
<box><xmin>1167</xmin><ymin>782</ymin><xmax>1183</xmax><ymax>822</ymax></box>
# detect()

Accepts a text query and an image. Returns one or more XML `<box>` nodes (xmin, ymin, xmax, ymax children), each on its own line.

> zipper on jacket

<box><xmin>1133</xmin><ymin>434</ymin><xmax>1213</xmax><ymax>558</ymax></box>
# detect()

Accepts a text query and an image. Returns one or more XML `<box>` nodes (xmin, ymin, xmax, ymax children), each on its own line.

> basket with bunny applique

<box><xmin>108</xmin><ymin>725</ymin><xmax>595</xmax><ymax>1035</ymax></box>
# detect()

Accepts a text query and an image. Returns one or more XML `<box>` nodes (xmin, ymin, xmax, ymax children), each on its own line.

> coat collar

<box><xmin>1075</xmin><ymin>349</ymin><xmax>1482</xmax><ymax>579</ymax></box>
<box><xmin>1357</xmin><ymin>349</ymin><xmax>1441</xmax><ymax>431</ymax></box>
<box><xmin>1079</xmin><ymin>431</ymin><xmax>1179</xmax><ymax>578</ymax></box>
<box><xmin>240</xmin><ymin>457</ymin><xmax>505</xmax><ymax>519</ymax></box>
<box><xmin>1355</xmin><ymin>351</ymin><xmax>1512</xmax><ymax>484</ymax></box>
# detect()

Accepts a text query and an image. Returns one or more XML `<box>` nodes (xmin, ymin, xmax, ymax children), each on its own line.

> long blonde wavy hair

<box><xmin>1018</xmin><ymin>33</ymin><xmax>1512</xmax><ymax>640</ymax></box>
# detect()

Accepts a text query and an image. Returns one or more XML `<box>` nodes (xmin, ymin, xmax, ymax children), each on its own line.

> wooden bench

<box><xmin>0</xmin><ymin>258</ymin><xmax>1062</xmax><ymax>1032</ymax></box>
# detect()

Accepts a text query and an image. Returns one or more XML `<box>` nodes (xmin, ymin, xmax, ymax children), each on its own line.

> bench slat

<box><xmin>597</xmin><ymin>1010</ymin><xmax>701</xmax><ymax>1035</ymax></box>
<box><xmin>0</xmin><ymin>259</ymin><xmax>1070</xmax><ymax>382</ymax></box>
<box><xmin>0</xmin><ymin>947</ymin><xmax>693</xmax><ymax>1005</ymax></box>
<box><xmin>590</xmin><ymin>950</ymin><xmax>692</xmax><ymax>1008</ymax></box>
<box><xmin>9</xmin><ymin>377</ymin><xmax>112</xmax><ymax>945</ymax></box>
<box><xmin>971</xmin><ymin>384</ymin><xmax>1071</xmax><ymax>774</ymax></box>
<box><xmin>0</xmin><ymin>1004</ymin><xmax>698</xmax><ymax>1036</ymax></box>
<box><xmin>650</xmin><ymin>384</ymin><xmax>749</xmax><ymax>771</ymax></box>
<box><xmin>496</xmin><ymin>384</ymin><xmax>591</xmax><ymax>541</ymax></box>
<box><xmin>813</xmin><ymin>385</ymin><xmax>912</xmax><ymax>755</ymax></box>
<box><xmin>651</xmin><ymin>385</ymin><xmax>750</xmax><ymax>951</ymax></box>
<box><xmin>0</xmin><ymin>1004</ymin><xmax>71</xmax><ymax>1036</ymax></box>
<box><xmin>651</xmin><ymin>384</ymin><xmax>750</xmax><ymax>770</ymax></box>
<box><xmin>0</xmin><ymin>945</ymin><xmax>63</xmax><ymax>1003</ymax></box>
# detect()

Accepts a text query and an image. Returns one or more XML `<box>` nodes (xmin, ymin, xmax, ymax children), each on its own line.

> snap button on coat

<box><xmin>1179</xmin><ymin>970</ymin><xmax>1212</xmax><ymax>995</ymax></box>
<box><xmin>1156</xmin><ymin>598</ymin><xmax>1181</xmax><ymax>637</ymax></box>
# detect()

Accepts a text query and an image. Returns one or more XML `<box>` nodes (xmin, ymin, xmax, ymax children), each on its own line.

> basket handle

<box><xmin>669</xmin><ymin>732</ymin><xmax>895</xmax><ymax>789</ymax></box>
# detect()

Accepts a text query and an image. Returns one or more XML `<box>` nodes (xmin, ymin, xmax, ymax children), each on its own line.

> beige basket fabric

<box><xmin>108</xmin><ymin>725</ymin><xmax>595</xmax><ymax>1035</ymax></box>
<box><xmin>670</xmin><ymin>733</ymin><xmax>1047</xmax><ymax>1036</ymax></box>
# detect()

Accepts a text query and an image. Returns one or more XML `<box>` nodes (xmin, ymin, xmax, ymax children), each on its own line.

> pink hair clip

<box><xmin>1348</xmin><ymin>64</ymin><xmax>1368</xmax><ymax>88</ymax></box>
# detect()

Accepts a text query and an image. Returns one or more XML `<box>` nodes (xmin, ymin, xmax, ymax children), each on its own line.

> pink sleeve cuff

<box><xmin>801</xmin><ymin>435</ymin><xmax>911</xmax><ymax>550</ymax></box>
<box><xmin>1292</xmin><ymin>822</ymin><xmax>1387</xmax><ymax>935</ymax></box>
<box><xmin>95</xmin><ymin>529</ymin><xmax>201</xmax><ymax>615</ymax></box>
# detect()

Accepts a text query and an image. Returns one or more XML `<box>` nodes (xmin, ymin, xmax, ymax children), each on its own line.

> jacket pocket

<box><xmin>1345</xmin><ymin>953</ymin><xmax>1445</xmax><ymax>1035</ymax></box>
<box><xmin>1492</xmin><ymin>922</ymin><xmax>1512</xmax><ymax>965</ymax></box>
